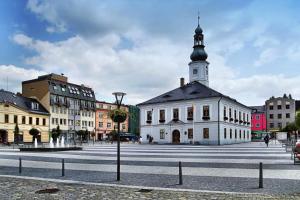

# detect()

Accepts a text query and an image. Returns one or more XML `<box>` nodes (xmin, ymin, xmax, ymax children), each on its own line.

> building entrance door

<box><xmin>172</xmin><ymin>130</ymin><xmax>180</xmax><ymax>144</ymax></box>
<box><xmin>0</xmin><ymin>129</ymin><xmax>8</xmax><ymax>144</ymax></box>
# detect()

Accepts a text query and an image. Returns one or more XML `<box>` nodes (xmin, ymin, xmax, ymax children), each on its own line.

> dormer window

<box><xmin>32</xmin><ymin>102</ymin><xmax>39</xmax><ymax>110</ymax></box>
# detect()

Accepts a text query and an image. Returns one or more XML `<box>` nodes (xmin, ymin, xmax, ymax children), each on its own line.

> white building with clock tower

<box><xmin>137</xmin><ymin>19</ymin><xmax>251</xmax><ymax>145</ymax></box>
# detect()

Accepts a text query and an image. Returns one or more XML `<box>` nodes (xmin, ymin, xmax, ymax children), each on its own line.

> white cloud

<box><xmin>0</xmin><ymin>65</ymin><xmax>45</xmax><ymax>93</ymax></box>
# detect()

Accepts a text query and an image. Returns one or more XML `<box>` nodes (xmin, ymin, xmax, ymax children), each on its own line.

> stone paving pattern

<box><xmin>1</xmin><ymin>177</ymin><xmax>300</xmax><ymax>200</ymax></box>
<box><xmin>0</xmin><ymin>141</ymin><xmax>300</xmax><ymax>197</ymax></box>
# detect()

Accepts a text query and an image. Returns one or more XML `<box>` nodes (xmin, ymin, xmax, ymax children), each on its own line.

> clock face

<box><xmin>193</xmin><ymin>68</ymin><xmax>198</xmax><ymax>75</ymax></box>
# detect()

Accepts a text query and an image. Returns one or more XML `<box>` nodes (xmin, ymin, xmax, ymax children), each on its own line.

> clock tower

<box><xmin>189</xmin><ymin>17</ymin><xmax>209</xmax><ymax>86</ymax></box>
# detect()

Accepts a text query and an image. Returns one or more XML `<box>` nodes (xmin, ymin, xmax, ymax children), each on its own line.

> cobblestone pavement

<box><xmin>0</xmin><ymin>141</ymin><xmax>300</xmax><ymax>195</ymax></box>
<box><xmin>1</xmin><ymin>176</ymin><xmax>300</xmax><ymax>200</ymax></box>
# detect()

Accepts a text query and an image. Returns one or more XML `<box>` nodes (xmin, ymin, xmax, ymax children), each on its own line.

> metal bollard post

<box><xmin>179</xmin><ymin>161</ymin><xmax>183</xmax><ymax>185</ymax></box>
<box><xmin>19</xmin><ymin>157</ymin><xmax>22</xmax><ymax>174</ymax></box>
<box><xmin>62</xmin><ymin>159</ymin><xmax>65</xmax><ymax>177</ymax></box>
<box><xmin>259</xmin><ymin>162</ymin><xmax>263</xmax><ymax>188</ymax></box>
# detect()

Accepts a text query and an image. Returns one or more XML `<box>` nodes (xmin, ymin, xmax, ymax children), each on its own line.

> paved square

<box><xmin>0</xmin><ymin>141</ymin><xmax>299</xmax><ymax>195</ymax></box>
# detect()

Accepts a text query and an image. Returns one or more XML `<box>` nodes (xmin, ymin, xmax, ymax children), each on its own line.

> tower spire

<box><xmin>197</xmin><ymin>10</ymin><xmax>200</xmax><ymax>26</ymax></box>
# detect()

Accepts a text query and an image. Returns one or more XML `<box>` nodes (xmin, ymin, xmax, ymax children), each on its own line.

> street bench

<box><xmin>292</xmin><ymin>142</ymin><xmax>300</xmax><ymax>165</ymax></box>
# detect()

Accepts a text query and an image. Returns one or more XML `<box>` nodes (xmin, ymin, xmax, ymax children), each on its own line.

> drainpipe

<box><xmin>217</xmin><ymin>97</ymin><xmax>223</xmax><ymax>146</ymax></box>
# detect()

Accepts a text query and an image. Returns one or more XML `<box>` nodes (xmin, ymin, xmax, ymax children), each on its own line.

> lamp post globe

<box><xmin>112</xmin><ymin>92</ymin><xmax>126</xmax><ymax>181</ymax></box>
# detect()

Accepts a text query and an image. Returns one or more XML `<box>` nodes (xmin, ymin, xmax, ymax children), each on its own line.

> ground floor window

<box><xmin>224</xmin><ymin>128</ymin><xmax>227</xmax><ymax>139</ymax></box>
<box><xmin>230</xmin><ymin>129</ymin><xmax>232</xmax><ymax>139</ymax></box>
<box><xmin>239</xmin><ymin>130</ymin><xmax>241</xmax><ymax>139</ymax></box>
<box><xmin>203</xmin><ymin>128</ymin><xmax>209</xmax><ymax>139</ymax></box>
<box><xmin>235</xmin><ymin>129</ymin><xmax>237</xmax><ymax>139</ymax></box>
<box><xmin>188</xmin><ymin>128</ymin><xmax>193</xmax><ymax>139</ymax></box>
<box><xmin>160</xmin><ymin>129</ymin><xmax>165</xmax><ymax>139</ymax></box>
<box><xmin>243</xmin><ymin>130</ymin><xmax>245</xmax><ymax>139</ymax></box>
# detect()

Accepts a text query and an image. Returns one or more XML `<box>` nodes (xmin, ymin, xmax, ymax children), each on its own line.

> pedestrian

<box><xmin>264</xmin><ymin>134</ymin><xmax>270</xmax><ymax>147</ymax></box>
<box><xmin>139</xmin><ymin>136</ymin><xmax>142</xmax><ymax>144</ymax></box>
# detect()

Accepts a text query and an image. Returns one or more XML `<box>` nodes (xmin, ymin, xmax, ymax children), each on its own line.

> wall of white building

<box><xmin>139</xmin><ymin>97</ymin><xmax>251</xmax><ymax>145</ymax></box>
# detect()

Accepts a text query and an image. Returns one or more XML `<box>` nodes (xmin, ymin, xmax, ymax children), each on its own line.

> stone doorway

<box><xmin>172</xmin><ymin>130</ymin><xmax>180</xmax><ymax>144</ymax></box>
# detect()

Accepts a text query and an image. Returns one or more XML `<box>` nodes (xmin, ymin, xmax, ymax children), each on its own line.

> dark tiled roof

<box><xmin>137</xmin><ymin>81</ymin><xmax>249</xmax><ymax>109</ymax></box>
<box><xmin>0</xmin><ymin>90</ymin><xmax>49</xmax><ymax>115</ymax></box>
<box><xmin>296</xmin><ymin>100</ymin><xmax>300</xmax><ymax>111</ymax></box>
<box><xmin>250</xmin><ymin>105</ymin><xmax>266</xmax><ymax>113</ymax></box>
<box><xmin>49</xmin><ymin>80</ymin><xmax>96</xmax><ymax>101</ymax></box>
<box><xmin>23</xmin><ymin>73</ymin><xmax>95</xmax><ymax>102</ymax></box>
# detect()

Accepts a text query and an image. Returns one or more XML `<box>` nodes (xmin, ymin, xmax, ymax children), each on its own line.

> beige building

<box><xmin>22</xmin><ymin>73</ymin><xmax>96</xmax><ymax>142</ymax></box>
<box><xmin>0</xmin><ymin>90</ymin><xmax>49</xmax><ymax>144</ymax></box>
<box><xmin>95</xmin><ymin>101</ymin><xmax>129</xmax><ymax>140</ymax></box>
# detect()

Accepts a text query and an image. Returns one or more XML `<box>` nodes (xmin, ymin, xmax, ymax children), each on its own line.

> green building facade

<box><xmin>128</xmin><ymin>105</ymin><xmax>140</xmax><ymax>135</ymax></box>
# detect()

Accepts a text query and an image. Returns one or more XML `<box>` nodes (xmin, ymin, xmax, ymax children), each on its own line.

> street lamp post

<box><xmin>112</xmin><ymin>92</ymin><xmax>126</xmax><ymax>181</ymax></box>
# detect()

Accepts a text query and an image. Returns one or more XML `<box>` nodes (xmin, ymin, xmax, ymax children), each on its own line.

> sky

<box><xmin>1</xmin><ymin>0</ymin><xmax>300</xmax><ymax>106</ymax></box>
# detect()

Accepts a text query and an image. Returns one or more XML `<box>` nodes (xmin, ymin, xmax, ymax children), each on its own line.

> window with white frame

<box><xmin>160</xmin><ymin>129</ymin><xmax>165</xmax><ymax>139</ymax></box>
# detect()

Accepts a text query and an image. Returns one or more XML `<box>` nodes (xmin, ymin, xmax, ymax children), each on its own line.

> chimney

<box><xmin>180</xmin><ymin>77</ymin><xmax>185</xmax><ymax>87</ymax></box>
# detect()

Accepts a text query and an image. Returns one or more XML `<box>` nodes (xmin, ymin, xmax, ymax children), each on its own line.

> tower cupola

<box><xmin>190</xmin><ymin>16</ymin><xmax>208</xmax><ymax>61</ymax></box>
<box><xmin>188</xmin><ymin>15</ymin><xmax>209</xmax><ymax>86</ymax></box>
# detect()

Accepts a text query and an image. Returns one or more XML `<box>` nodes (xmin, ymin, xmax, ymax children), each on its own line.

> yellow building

<box><xmin>0</xmin><ymin>90</ymin><xmax>50</xmax><ymax>144</ymax></box>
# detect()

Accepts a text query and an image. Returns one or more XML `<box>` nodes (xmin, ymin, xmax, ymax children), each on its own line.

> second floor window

<box><xmin>187</xmin><ymin>107</ymin><xmax>193</xmax><ymax>120</ymax></box>
<box><xmin>173</xmin><ymin>108</ymin><xmax>179</xmax><ymax>121</ymax></box>
<box><xmin>146</xmin><ymin>111</ymin><xmax>152</xmax><ymax>123</ymax></box>
<box><xmin>107</xmin><ymin>122</ymin><xmax>112</xmax><ymax>128</ymax></box>
<box><xmin>36</xmin><ymin>118</ymin><xmax>39</xmax><ymax>125</ymax></box>
<box><xmin>5</xmin><ymin>114</ymin><xmax>9</xmax><ymax>123</ymax></box>
<box><xmin>159</xmin><ymin>110</ymin><xmax>165</xmax><ymax>122</ymax></box>
<box><xmin>203</xmin><ymin>106</ymin><xmax>209</xmax><ymax>118</ymax></box>
<box><xmin>22</xmin><ymin>116</ymin><xmax>26</xmax><ymax>124</ymax></box>
<box><xmin>14</xmin><ymin>115</ymin><xmax>18</xmax><ymax>124</ymax></box>
<box><xmin>269</xmin><ymin>105</ymin><xmax>273</xmax><ymax>110</ymax></box>
<box><xmin>224</xmin><ymin>106</ymin><xmax>227</xmax><ymax>117</ymax></box>
<box><xmin>43</xmin><ymin>118</ymin><xmax>46</xmax><ymax>126</ymax></box>
<box><xmin>278</xmin><ymin>114</ymin><xmax>282</xmax><ymax>119</ymax></box>
<box><xmin>286</xmin><ymin>113</ymin><xmax>290</xmax><ymax>118</ymax></box>
<box><xmin>270</xmin><ymin>114</ymin><xmax>274</xmax><ymax>119</ymax></box>
<box><xmin>229</xmin><ymin>108</ymin><xmax>232</xmax><ymax>119</ymax></box>
<box><xmin>286</xmin><ymin>104</ymin><xmax>290</xmax><ymax>109</ymax></box>
<box><xmin>99</xmin><ymin>122</ymin><xmax>103</xmax><ymax>127</ymax></box>
<box><xmin>29</xmin><ymin>117</ymin><xmax>32</xmax><ymax>124</ymax></box>
<box><xmin>277</xmin><ymin>105</ymin><xmax>282</xmax><ymax>110</ymax></box>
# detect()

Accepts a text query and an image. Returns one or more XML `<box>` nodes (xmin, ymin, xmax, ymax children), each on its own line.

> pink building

<box><xmin>250</xmin><ymin>106</ymin><xmax>266</xmax><ymax>132</ymax></box>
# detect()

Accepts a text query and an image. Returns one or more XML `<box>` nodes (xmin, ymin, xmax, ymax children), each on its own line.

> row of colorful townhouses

<box><xmin>251</xmin><ymin>94</ymin><xmax>300</xmax><ymax>135</ymax></box>
<box><xmin>0</xmin><ymin>73</ymin><xmax>139</xmax><ymax>144</ymax></box>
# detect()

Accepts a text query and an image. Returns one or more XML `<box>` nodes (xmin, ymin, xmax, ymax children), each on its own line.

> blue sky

<box><xmin>1</xmin><ymin>0</ymin><xmax>300</xmax><ymax>105</ymax></box>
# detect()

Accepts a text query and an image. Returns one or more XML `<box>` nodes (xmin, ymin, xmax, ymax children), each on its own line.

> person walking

<box><xmin>264</xmin><ymin>134</ymin><xmax>270</xmax><ymax>147</ymax></box>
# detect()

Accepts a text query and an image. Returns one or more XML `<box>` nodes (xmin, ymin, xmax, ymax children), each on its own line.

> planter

<box><xmin>146</xmin><ymin>120</ymin><xmax>152</xmax><ymax>124</ymax></box>
<box><xmin>224</xmin><ymin>117</ymin><xmax>228</xmax><ymax>121</ymax></box>
<box><xmin>187</xmin><ymin>117</ymin><xmax>193</xmax><ymax>121</ymax></box>
<box><xmin>110</xmin><ymin>109</ymin><xmax>127</xmax><ymax>123</ymax></box>
<box><xmin>159</xmin><ymin>119</ymin><xmax>165</xmax><ymax>123</ymax></box>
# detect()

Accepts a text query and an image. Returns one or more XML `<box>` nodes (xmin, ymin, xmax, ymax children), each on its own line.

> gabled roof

<box><xmin>137</xmin><ymin>81</ymin><xmax>250</xmax><ymax>109</ymax></box>
<box><xmin>0</xmin><ymin>90</ymin><xmax>49</xmax><ymax>115</ymax></box>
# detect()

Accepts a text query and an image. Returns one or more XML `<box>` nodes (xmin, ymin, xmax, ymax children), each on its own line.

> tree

<box><xmin>14</xmin><ymin>124</ymin><xmax>20</xmax><ymax>144</ymax></box>
<box><xmin>76</xmin><ymin>130</ymin><xmax>88</xmax><ymax>144</ymax></box>
<box><xmin>29</xmin><ymin>128</ymin><xmax>40</xmax><ymax>143</ymax></box>
<box><xmin>51</xmin><ymin>125</ymin><xmax>62</xmax><ymax>144</ymax></box>
<box><xmin>296</xmin><ymin>113</ymin><xmax>300</xmax><ymax>130</ymax></box>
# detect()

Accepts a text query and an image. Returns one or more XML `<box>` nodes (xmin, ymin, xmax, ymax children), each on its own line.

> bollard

<box><xmin>62</xmin><ymin>159</ymin><xmax>65</xmax><ymax>177</ymax></box>
<box><xmin>179</xmin><ymin>161</ymin><xmax>183</xmax><ymax>185</ymax></box>
<box><xmin>259</xmin><ymin>162</ymin><xmax>263</xmax><ymax>188</ymax></box>
<box><xmin>19</xmin><ymin>157</ymin><xmax>22</xmax><ymax>174</ymax></box>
